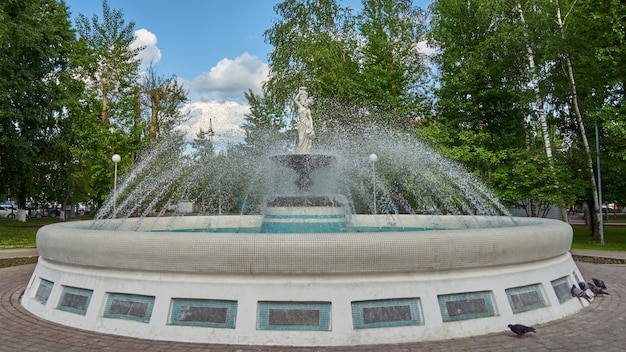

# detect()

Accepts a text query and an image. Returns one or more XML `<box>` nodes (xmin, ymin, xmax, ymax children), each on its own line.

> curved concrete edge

<box><xmin>36</xmin><ymin>216</ymin><xmax>572</xmax><ymax>274</ymax></box>
<box><xmin>21</xmin><ymin>252</ymin><xmax>587</xmax><ymax>346</ymax></box>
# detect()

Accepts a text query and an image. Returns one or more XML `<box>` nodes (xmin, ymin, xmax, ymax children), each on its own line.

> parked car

<box><xmin>0</xmin><ymin>205</ymin><xmax>16</xmax><ymax>218</ymax></box>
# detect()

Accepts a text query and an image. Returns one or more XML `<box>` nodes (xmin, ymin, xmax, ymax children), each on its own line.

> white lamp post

<box><xmin>112</xmin><ymin>154</ymin><xmax>121</xmax><ymax>217</ymax></box>
<box><xmin>369</xmin><ymin>153</ymin><xmax>378</xmax><ymax>214</ymax></box>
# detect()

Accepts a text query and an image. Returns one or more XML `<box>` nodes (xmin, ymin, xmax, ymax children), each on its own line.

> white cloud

<box><xmin>132</xmin><ymin>28</ymin><xmax>162</xmax><ymax>69</ymax></box>
<box><xmin>416</xmin><ymin>39</ymin><xmax>437</xmax><ymax>57</ymax></box>
<box><xmin>187</xmin><ymin>52</ymin><xmax>269</xmax><ymax>102</ymax></box>
<box><xmin>177</xmin><ymin>101</ymin><xmax>250</xmax><ymax>147</ymax></box>
<box><xmin>172</xmin><ymin>53</ymin><xmax>269</xmax><ymax>147</ymax></box>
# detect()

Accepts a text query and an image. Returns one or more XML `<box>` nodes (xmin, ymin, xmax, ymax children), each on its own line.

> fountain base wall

<box><xmin>21</xmin><ymin>216</ymin><xmax>588</xmax><ymax>346</ymax></box>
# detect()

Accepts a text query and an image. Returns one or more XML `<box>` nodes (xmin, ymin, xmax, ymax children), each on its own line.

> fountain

<box><xmin>21</xmin><ymin>89</ymin><xmax>587</xmax><ymax>347</ymax></box>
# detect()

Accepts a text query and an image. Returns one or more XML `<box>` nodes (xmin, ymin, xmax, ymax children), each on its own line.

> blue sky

<box><xmin>64</xmin><ymin>0</ymin><xmax>277</xmax><ymax>81</ymax></box>
<box><xmin>62</xmin><ymin>0</ymin><xmax>433</xmax><ymax>145</ymax></box>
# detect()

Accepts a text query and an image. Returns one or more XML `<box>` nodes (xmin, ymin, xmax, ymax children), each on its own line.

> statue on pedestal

<box><xmin>293</xmin><ymin>87</ymin><xmax>315</xmax><ymax>154</ymax></box>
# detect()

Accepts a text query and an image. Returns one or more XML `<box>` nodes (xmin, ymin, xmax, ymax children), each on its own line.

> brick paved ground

<box><xmin>1</xmin><ymin>262</ymin><xmax>625</xmax><ymax>352</ymax></box>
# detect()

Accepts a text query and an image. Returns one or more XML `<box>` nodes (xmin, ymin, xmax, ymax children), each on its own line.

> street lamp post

<box><xmin>112</xmin><ymin>154</ymin><xmax>121</xmax><ymax>217</ymax></box>
<box><xmin>369</xmin><ymin>154</ymin><xmax>378</xmax><ymax>214</ymax></box>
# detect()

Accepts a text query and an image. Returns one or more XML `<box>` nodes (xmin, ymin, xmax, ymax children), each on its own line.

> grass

<box><xmin>0</xmin><ymin>218</ymin><xmax>62</xmax><ymax>249</ymax></box>
<box><xmin>571</xmin><ymin>223</ymin><xmax>626</xmax><ymax>251</ymax></box>
<box><xmin>1</xmin><ymin>216</ymin><xmax>625</xmax><ymax>252</ymax></box>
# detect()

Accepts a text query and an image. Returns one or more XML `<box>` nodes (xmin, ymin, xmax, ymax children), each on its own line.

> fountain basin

<box><xmin>22</xmin><ymin>216</ymin><xmax>586</xmax><ymax>346</ymax></box>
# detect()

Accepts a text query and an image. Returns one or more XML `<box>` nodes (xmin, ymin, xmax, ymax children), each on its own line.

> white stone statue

<box><xmin>293</xmin><ymin>87</ymin><xmax>315</xmax><ymax>154</ymax></box>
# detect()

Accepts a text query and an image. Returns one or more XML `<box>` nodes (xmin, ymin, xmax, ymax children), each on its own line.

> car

<box><xmin>0</xmin><ymin>205</ymin><xmax>16</xmax><ymax>218</ymax></box>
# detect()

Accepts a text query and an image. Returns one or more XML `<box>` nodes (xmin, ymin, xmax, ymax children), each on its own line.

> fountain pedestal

<box><xmin>270</xmin><ymin>154</ymin><xmax>336</xmax><ymax>192</ymax></box>
<box><xmin>262</xmin><ymin>154</ymin><xmax>348</xmax><ymax>233</ymax></box>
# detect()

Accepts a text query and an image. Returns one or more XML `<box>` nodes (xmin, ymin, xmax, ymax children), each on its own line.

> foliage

<box><xmin>426</xmin><ymin>0</ymin><xmax>626</xmax><ymax>221</ymax></box>
<box><xmin>0</xmin><ymin>0</ymin><xmax>78</xmax><ymax>214</ymax></box>
<box><xmin>242</xmin><ymin>89</ymin><xmax>291</xmax><ymax>153</ymax></box>
<box><xmin>140</xmin><ymin>66</ymin><xmax>189</xmax><ymax>144</ymax></box>
<box><xmin>264</xmin><ymin>0</ymin><xmax>361</xmax><ymax>109</ymax></box>
<box><xmin>71</xmin><ymin>0</ymin><xmax>144</xmax><ymax>205</ymax></box>
<box><xmin>262</xmin><ymin>0</ymin><xmax>431</xmax><ymax>130</ymax></box>
<box><xmin>357</xmin><ymin>0</ymin><xmax>428</xmax><ymax>122</ymax></box>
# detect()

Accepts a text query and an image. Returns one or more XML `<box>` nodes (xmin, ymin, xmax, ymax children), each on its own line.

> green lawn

<box><xmin>571</xmin><ymin>223</ymin><xmax>626</xmax><ymax>251</ymax></box>
<box><xmin>0</xmin><ymin>218</ymin><xmax>62</xmax><ymax>249</ymax></box>
<box><xmin>2</xmin><ymin>217</ymin><xmax>626</xmax><ymax>252</ymax></box>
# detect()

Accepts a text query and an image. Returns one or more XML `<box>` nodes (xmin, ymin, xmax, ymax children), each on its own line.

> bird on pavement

<box><xmin>586</xmin><ymin>282</ymin><xmax>598</xmax><ymax>295</ymax></box>
<box><xmin>571</xmin><ymin>284</ymin><xmax>592</xmax><ymax>302</ymax></box>
<box><xmin>587</xmin><ymin>282</ymin><xmax>609</xmax><ymax>296</ymax></box>
<box><xmin>592</xmin><ymin>278</ymin><xmax>607</xmax><ymax>289</ymax></box>
<box><xmin>578</xmin><ymin>282</ymin><xmax>586</xmax><ymax>291</ymax></box>
<box><xmin>508</xmin><ymin>324</ymin><xmax>536</xmax><ymax>337</ymax></box>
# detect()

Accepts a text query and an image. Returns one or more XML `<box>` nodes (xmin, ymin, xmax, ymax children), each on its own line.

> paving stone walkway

<box><xmin>1</xmin><ymin>261</ymin><xmax>625</xmax><ymax>351</ymax></box>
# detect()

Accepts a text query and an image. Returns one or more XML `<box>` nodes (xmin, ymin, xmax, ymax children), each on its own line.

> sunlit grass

<box><xmin>571</xmin><ymin>224</ymin><xmax>626</xmax><ymax>251</ymax></box>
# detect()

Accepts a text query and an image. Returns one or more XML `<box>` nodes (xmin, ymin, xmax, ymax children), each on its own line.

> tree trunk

<box><xmin>518</xmin><ymin>5</ymin><xmax>568</xmax><ymax>221</ymax></box>
<box><xmin>101</xmin><ymin>84</ymin><xmax>109</xmax><ymax>125</ymax></box>
<box><xmin>150</xmin><ymin>94</ymin><xmax>159</xmax><ymax>141</ymax></box>
<box><xmin>556</xmin><ymin>2</ymin><xmax>601</xmax><ymax>237</ymax></box>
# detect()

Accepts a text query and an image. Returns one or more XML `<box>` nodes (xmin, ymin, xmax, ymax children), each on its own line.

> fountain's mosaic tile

<box><xmin>438</xmin><ymin>291</ymin><xmax>496</xmax><ymax>322</ymax></box>
<box><xmin>169</xmin><ymin>299</ymin><xmax>237</xmax><ymax>328</ymax></box>
<box><xmin>505</xmin><ymin>284</ymin><xmax>547</xmax><ymax>314</ymax></box>
<box><xmin>35</xmin><ymin>278</ymin><xmax>54</xmax><ymax>304</ymax></box>
<box><xmin>551</xmin><ymin>276</ymin><xmax>573</xmax><ymax>303</ymax></box>
<box><xmin>57</xmin><ymin>286</ymin><xmax>93</xmax><ymax>315</ymax></box>
<box><xmin>104</xmin><ymin>293</ymin><xmax>155</xmax><ymax>323</ymax></box>
<box><xmin>258</xmin><ymin>301</ymin><xmax>331</xmax><ymax>331</ymax></box>
<box><xmin>351</xmin><ymin>298</ymin><xmax>422</xmax><ymax>329</ymax></box>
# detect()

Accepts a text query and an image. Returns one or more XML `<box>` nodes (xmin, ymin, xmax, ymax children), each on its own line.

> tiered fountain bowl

<box><xmin>21</xmin><ymin>150</ymin><xmax>587</xmax><ymax>347</ymax></box>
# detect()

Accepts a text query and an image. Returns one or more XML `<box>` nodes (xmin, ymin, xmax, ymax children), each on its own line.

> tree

<box><xmin>0</xmin><ymin>0</ymin><xmax>78</xmax><ymax>221</ymax></box>
<box><xmin>242</xmin><ymin>89</ymin><xmax>290</xmax><ymax>153</ymax></box>
<box><xmin>263</xmin><ymin>0</ymin><xmax>361</xmax><ymax>120</ymax></box>
<box><xmin>357</xmin><ymin>0</ymin><xmax>428</xmax><ymax>123</ymax></box>
<box><xmin>140</xmin><ymin>66</ymin><xmax>189</xmax><ymax>145</ymax></box>
<box><xmin>74</xmin><ymin>0</ymin><xmax>142</xmax><ymax>126</ymax></box>
<box><xmin>428</xmin><ymin>0</ymin><xmax>529</xmax><ymax>182</ymax></box>
<box><xmin>72</xmin><ymin>0</ymin><xmax>144</xmax><ymax>205</ymax></box>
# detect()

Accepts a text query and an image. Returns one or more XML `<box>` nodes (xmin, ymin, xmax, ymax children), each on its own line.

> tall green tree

<box><xmin>428</xmin><ymin>0</ymin><xmax>529</xmax><ymax>181</ymax></box>
<box><xmin>0</xmin><ymin>0</ymin><xmax>78</xmax><ymax>220</ymax></box>
<box><xmin>357</xmin><ymin>0</ymin><xmax>428</xmax><ymax>123</ymax></box>
<box><xmin>74</xmin><ymin>0</ymin><xmax>142</xmax><ymax>126</ymax></box>
<box><xmin>538</xmin><ymin>0</ymin><xmax>625</xmax><ymax>236</ymax></box>
<box><xmin>263</xmin><ymin>0</ymin><xmax>360</xmax><ymax>122</ymax></box>
<box><xmin>73</xmin><ymin>0</ymin><xmax>143</xmax><ymax>205</ymax></box>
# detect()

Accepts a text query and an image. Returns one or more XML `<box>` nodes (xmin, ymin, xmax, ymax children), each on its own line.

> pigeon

<box><xmin>508</xmin><ymin>324</ymin><xmax>536</xmax><ymax>337</ymax></box>
<box><xmin>592</xmin><ymin>278</ymin><xmax>607</xmax><ymax>289</ymax></box>
<box><xmin>571</xmin><ymin>284</ymin><xmax>592</xmax><ymax>302</ymax></box>
<box><xmin>578</xmin><ymin>282</ymin><xmax>586</xmax><ymax>291</ymax></box>
<box><xmin>588</xmin><ymin>283</ymin><xmax>609</xmax><ymax>296</ymax></box>
<box><xmin>586</xmin><ymin>282</ymin><xmax>598</xmax><ymax>295</ymax></box>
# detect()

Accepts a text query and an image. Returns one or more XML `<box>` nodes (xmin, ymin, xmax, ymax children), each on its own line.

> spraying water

<box><xmin>93</xmin><ymin>122</ymin><xmax>509</xmax><ymax>232</ymax></box>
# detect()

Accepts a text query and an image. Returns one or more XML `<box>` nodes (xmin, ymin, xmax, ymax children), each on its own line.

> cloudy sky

<box><xmin>63</xmin><ymin>0</ymin><xmax>432</xmax><ymax>147</ymax></box>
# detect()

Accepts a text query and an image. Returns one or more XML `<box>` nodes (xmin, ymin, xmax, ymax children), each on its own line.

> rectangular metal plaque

<box><xmin>268</xmin><ymin>308</ymin><xmax>320</xmax><ymax>326</ymax></box>
<box><xmin>109</xmin><ymin>299</ymin><xmax>149</xmax><ymax>318</ymax></box>
<box><xmin>60</xmin><ymin>292</ymin><xmax>88</xmax><ymax>311</ymax></box>
<box><xmin>178</xmin><ymin>305</ymin><xmax>228</xmax><ymax>324</ymax></box>
<box><xmin>446</xmin><ymin>298</ymin><xmax>487</xmax><ymax>317</ymax></box>
<box><xmin>362</xmin><ymin>305</ymin><xmax>412</xmax><ymax>324</ymax></box>
<box><xmin>511</xmin><ymin>291</ymin><xmax>541</xmax><ymax>310</ymax></box>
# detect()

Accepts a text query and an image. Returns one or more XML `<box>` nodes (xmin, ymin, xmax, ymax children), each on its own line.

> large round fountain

<box><xmin>21</xmin><ymin>101</ymin><xmax>587</xmax><ymax>346</ymax></box>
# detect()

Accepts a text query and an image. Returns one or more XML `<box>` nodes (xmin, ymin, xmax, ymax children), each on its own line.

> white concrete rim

<box><xmin>36</xmin><ymin>216</ymin><xmax>572</xmax><ymax>275</ymax></box>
